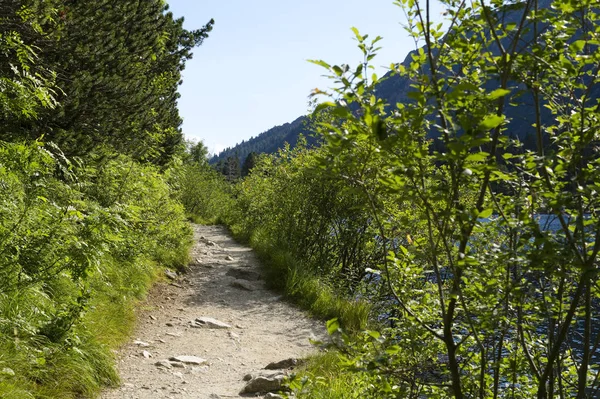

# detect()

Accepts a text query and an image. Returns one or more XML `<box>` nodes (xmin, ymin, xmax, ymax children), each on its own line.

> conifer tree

<box><xmin>1</xmin><ymin>0</ymin><xmax>213</xmax><ymax>164</ymax></box>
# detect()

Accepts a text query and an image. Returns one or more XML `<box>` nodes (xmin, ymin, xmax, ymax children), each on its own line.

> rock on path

<box><xmin>101</xmin><ymin>225</ymin><xmax>325</xmax><ymax>399</ymax></box>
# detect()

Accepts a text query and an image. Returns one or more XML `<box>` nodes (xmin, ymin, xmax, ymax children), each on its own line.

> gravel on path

<box><xmin>101</xmin><ymin>225</ymin><xmax>325</xmax><ymax>399</ymax></box>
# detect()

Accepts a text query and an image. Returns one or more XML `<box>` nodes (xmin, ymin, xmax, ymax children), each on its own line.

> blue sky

<box><xmin>167</xmin><ymin>0</ymin><xmax>445</xmax><ymax>155</ymax></box>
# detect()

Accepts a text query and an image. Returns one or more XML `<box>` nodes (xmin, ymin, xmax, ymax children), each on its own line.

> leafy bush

<box><xmin>215</xmin><ymin>140</ymin><xmax>377</xmax><ymax>330</ymax></box>
<box><xmin>170</xmin><ymin>161</ymin><xmax>234</xmax><ymax>224</ymax></box>
<box><xmin>302</xmin><ymin>0</ymin><xmax>600</xmax><ymax>397</ymax></box>
<box><xmin>191</xmin><ymin>1</ymin><xmax>600</xmax><ymax>397</ymax></box>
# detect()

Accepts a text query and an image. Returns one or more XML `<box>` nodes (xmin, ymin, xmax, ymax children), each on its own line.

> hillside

<box><xmin>211</xmin><ymin>0</ymin><xmax>592</xmax><ymax>162</ymax></box>
<box><xmin>209</xmin><ymin>115</ymin><xmax>319</xmax><ymax>166</ymax></box>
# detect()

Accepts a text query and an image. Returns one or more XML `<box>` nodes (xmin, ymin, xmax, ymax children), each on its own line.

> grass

<box><xmin>286</xmin><ymin>351</ymin><xmax>373</xmax><ymax>399</ymax></box>
<box><xmin>0</xmin><ymin>308</ymin><xmax>120</xmax><ymax>399</ymax></box>
<box><xmin>0</xmin><ymin>253</ymin><xmax>191</xmax><ymax>399</ymax></box>
<box><xmin>193</xmin><ymin>207</ymin><xmax>377</xmax><ymax>398</ymax></box>
<box><xmin>250</xmin><ymin>230</ymin><xmax>371</xmax><ymax>332</ymax></box>
<box><xmin>224</xmin><ymin>224</ymin><xmax>371</xmax><ymax>333</ymax></box>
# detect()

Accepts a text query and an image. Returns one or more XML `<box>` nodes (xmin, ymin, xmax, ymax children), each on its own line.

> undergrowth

<box><xmin>0</xmin><ymin>141</ymin><xmax>192</xmax><ymax>398</ymax></box>
<box><xmin>226</xmin><ymin>225</ymin><xmax>371</xmax><ymax>333</ymax></box>
<box><xmin>286</xmin><ymin>351</ymin><xmax>374</xmax><ymax>399</ymax></box>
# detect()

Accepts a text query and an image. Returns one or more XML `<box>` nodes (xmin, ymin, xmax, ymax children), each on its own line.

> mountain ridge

<box><xmin>211</xmin><ymin>0</ymin><xmax>595</xmax><ymax>166</ymax></box>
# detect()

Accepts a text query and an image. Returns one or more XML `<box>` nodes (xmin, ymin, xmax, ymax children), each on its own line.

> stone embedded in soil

<box><xmin>242</xmin><ymin>373</ymin><xmax>253</xmax><ymax>381</ymax></box>
<box><xmin>142</xmin><ymin>350</ymin><xmax>152</xmax><ymax>358</ymax></box>
<box><xmin>101</xmin><ymin>226</ymin><xmax>326</xmax><ymax>399</ymax></box>
<box><xmin>193</xmin><ymin>316</ymin><xmax>231</xmax><ymax>329</ymax></box>
<box><xmin>230</xmin><ymin>279</ymin><xmax>261</xmax><ymax>291</ymax></box>
<box><xmin>265</xmin><ymin>393</ymin><xmax>285</xmax><ymax>399</ymax></box>
<box><xmin>239</xmin><ymin>374</ymin><xmax>285</xmax><ymax>394</ymax></box>
<box><xmin>206</xmin><ymin>241</ymin><xmax>217</xmax><ymax>246</ymax></box>
<box><xmin>164</xmin><ymin>269</ymin><xmax>178</xmax><ymax>280</ymax></box>
<box><xmin>225</xmin><ymin>268</ymin><xmax>261</xmax><ymax>281</ymax></box>
<box><xmin>225</xmin><ymin>255</ymin><xmax>234</xmax><ymax>261</ymax></box>
<box><xmin>155</xmin><ymin>360</ymin><xmax>173</xmax><ymax>369</ymax></box>
<box><xmin>134</xmin><ymin>340</ymin><xmax>150</xmax><ymax>347</ymax></box>
<box><xmin>169</xmin><ymin>355</ymin><xmax>208</xmax><ymax>365</ymax></box>
<box><xmin>265</xmin><ymin>358</ymin><xmax>300</xmax><ymax>370</ymax></box>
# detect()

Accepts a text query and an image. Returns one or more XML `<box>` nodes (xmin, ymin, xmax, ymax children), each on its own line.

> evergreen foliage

<box><xmin>241</xmin><ymin>151</ymin><xmax>259</xmax><ymax>176</ymax></box>
<box><xmin>172</xmin><ymin>142</ymin><xmax>233</xmax><ymax>224</ymax></box>
<box><xmin>1</xmin><ymin>0</ymin><xmax>213</xmax><ymax>164</ymax></box>
<box><xmin>210</xmin><ymin>116</ymin><xmax>319</xmax><ymax>166</ymax></box>
<box><xmin>219</xmin><ymin>154</ymin><xmax>242</xmax><ymax>181</ymax></box>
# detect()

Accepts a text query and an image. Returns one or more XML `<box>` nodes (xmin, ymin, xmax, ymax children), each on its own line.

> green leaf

<box><xmin>351</xmin><ymin>27</ymin><xmax>363</xmax><ymax>42</ymax></box>
<box><xmin>366</xmin><ymin>330</ymin><xmax>381</xmax><ymax>340</ymax></box>
<box><xmin>313</xmin><ymin>102</ymin><xmax>336</xmax><ymax>113</ymax></box>
<box><xmin>569</xmin><ymin>40</ymin><xmax>586</xmax><ymax>52</ymax></box>
<box><xmin>326</xmin><ymin>318</ymin><xmax>340</xmax><ymax>335</ymax></box>
<box><xmin>487</xmin><ymin>88</ymin><xmax>510</xmax><ymax>100</ymax></box>
<box><xmin>479</xmin><ymin>114</ymin><xmax>504</xmax><ymax>130</ymax></box>
<box><xmin>465</xmin><ymin>152</ymin><xmax>489</xmax><ymax>162</ymax></box>
<box><xmin>478</xmin><ymin>208</ymin><xmax>493</xmax><ymax>218</ymax></box>
<box><xmin>308</xmin><ymin>59</ymin><xmax>331</xmax><ymax>69</ymax></box>
<box><xmin>331</xmin><ymin>107</ymin><xmax>352</xmax><ymax>119</ymax></box>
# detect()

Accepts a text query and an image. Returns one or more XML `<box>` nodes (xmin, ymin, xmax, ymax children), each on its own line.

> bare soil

<box><xmin>101</xmin><ymin>225</ymin><xmax>325</xmax><ymax>399</ymax></box>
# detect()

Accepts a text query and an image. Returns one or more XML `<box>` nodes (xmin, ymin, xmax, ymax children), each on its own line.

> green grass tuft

<box><xmin>225</xmin><ymin>226</ymin><xmax>372</xmax><ymax>333</ymax></box>
<box><xmin>287</xmin><ymin>351</ymin><xmax>373</xmax><ymax>399</ymax></box>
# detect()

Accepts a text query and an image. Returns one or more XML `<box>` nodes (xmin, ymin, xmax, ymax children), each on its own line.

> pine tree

<box><xmin>1</xmin><ymin>0</ymin><xmax>213</xmax><ymax>165</ymax></box>
<box><xmin>241</xmin><ymin>152</ymin><xmax>258</xmax><ymax>176</ymax></box>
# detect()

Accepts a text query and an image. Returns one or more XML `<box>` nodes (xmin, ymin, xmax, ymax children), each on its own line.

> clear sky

<box><xmin>167</xmin><ymin>0</ymin><xmax>445</xmax><ymax>155</ymax></box>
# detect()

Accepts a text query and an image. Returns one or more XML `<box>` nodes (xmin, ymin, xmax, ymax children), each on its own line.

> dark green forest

<box><xmin>3</xmin><ymin>0</ymin><xmax>600</xmax><ymax>398</ymax></box>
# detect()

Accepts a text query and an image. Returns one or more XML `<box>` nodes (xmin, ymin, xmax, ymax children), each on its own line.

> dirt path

<box><xmin>101</xmin><ymin>225</ymin><xmax>325</xmax><ymax>399</ymax></box>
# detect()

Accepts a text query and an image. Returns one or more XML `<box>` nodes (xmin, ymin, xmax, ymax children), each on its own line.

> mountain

<box><xmin>209</xmin><ymin>116</ymin><xmax>319</xmax><ymax>166</ymax></box>
<box><xmin>212</xmin><ymin>0</ymin><xmax>596</xmax><ymax>165</ymax></box>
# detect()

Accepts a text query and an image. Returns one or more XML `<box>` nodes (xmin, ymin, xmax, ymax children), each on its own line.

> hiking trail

<box><xmin>101</xmin><ymin>224</ymin><xmax>325</xmax><ymax>399</ymax></box>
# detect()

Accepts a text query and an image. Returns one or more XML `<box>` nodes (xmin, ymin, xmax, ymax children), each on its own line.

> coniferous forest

<box><xmin>2</xmin><ymin>0</ymin><xmax>600</xmax><ymax>398</ymax></box>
